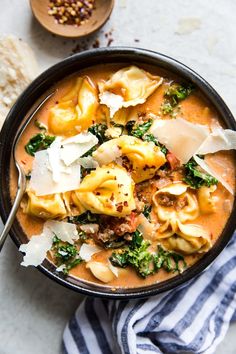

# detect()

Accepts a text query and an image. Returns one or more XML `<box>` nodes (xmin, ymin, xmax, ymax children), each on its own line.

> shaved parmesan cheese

<box><xmin>198</xmin><ymin>128</ymin><xmax>236</xmax><ymax>155</ymax></box>
<box><xmin>63</xmin><ymin>132</ymin><xmax>97</xmax><ymax>145</ymax></box>
<box><xmin>45</xmin><ymin>220</ymin><xmax>79</xmax><ymax>244</ymax></box>
<box><xmin>47</xmin><ymin>138</ymin><xmax>63</xmax><ymax>183</ymax></box>
<box><xmin>30</xmin><ymin>132</ymin><xmax>98</xmax><ymax>196</ymax></box>
<box><xmin>150</xmin><ymin>118</ymin><xmax>209</xmax><ymax>164</ymax></box>
<box><xmin>19</xmin><ymin>227</ymin><xmax>53</xmax><ymax>267</ymax></box>
<box><xmin>30</xmin><ymin>150</ymin><xmax>81</xmax><ymax>196</ymax></box>
<box><xmin>137</xmin><ymin>213</ymin><xmax>156</xmax><ymax>240</ymax></box>
<box><xmin>93</xmin><ymin>144</ymin><xmax>122</xmax><ymax>165</ymax></box>
<box><xmin>60</xmin><ymin>132</ymin><xmax>98</xmax><ymax>166</ymax></box>
<box><xmin>99</xmin><ymin>91</ymin><xmax>124</xmax><ymax>117</ymax></box>
<box><xmin>20</xmin><ymin>220</ymin><xmax>80</xmax><ymax>267</ymax></box>
<box><xmin>194</xmin><ymin>155</ymin><xmax>234</xmax><ymax>194</ymax></box>
<box><xmin>79</xmin><ymin>243</ymin><xmax>102</xmax><ymax>262</ymax></box>
<box><xmin>78</xmin><ymin>156</ymin><xmax>99</xmax><ymax>169</ymax></box>
<box><xmin>108</xmin><ymin>260</ymin><xmax>119</xmax><ymax>277</ymax></box>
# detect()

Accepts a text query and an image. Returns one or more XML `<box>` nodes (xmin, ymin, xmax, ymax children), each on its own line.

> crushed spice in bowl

<box><xmin>48</xmin><ymin>0</ymin><xmax>95</xmax><ymax>26</ymax></box>
<box><xmin>30</xmin><ymin>0</ymin><xmax>114</xmax><ymax>38</ymax></box>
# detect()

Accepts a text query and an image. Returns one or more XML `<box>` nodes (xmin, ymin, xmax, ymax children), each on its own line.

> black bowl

<box><xmin>0</xmin><ymin>47</ymin><xmax>236</xmax><ymax>299</ymax></box>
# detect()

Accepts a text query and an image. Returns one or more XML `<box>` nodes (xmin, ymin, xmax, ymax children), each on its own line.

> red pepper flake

<box><xmin>48</xmin><ymin>0</ymin><xmax>95</xmax><ymax>27</ymax></box>
<box><xmin>21</xmin><ymin>160</ymin><xmax>26</xmax><ymax>165</ymax></box>
<box><xmin>110</xmin><ymin>193</ymin><xmax>115</xmax><ymax>201</ymax></box>
<box><xmin>116</xmin><ymin>205</ymin><xmax>123</xmax><ymax>213</ymax></box>
<box><xmin>124</xmin><ymin>201</ymin><xmax>128</xmax><ymax>207</ymax></box>
<box><xmin>95</xmin><ymin>191</ymin><xmax>101</xmax><ymax>195</ymax></box>
<box><xmin>107</xmin><ymin>38</ymin><xmax>114</xmax><ymax>47</ymax></box>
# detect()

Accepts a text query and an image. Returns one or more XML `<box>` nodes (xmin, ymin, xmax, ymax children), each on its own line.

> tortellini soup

<box><xmin>11</xmin><ymin>64</ymin><xmax>236</xmax><ymax>289</ymax></box>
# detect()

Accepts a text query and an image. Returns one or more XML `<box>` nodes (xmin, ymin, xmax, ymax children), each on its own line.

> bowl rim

<box><xmin>1</xmin><ymin>46</ymin><xmax>236</xmax><ymax>299</ymax></box>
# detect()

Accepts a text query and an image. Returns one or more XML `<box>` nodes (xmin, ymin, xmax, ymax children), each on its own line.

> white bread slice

<box><xmin>0</xmin><ymin>35</ymin><xmax>39</xmax><ymax>128</ymax></box>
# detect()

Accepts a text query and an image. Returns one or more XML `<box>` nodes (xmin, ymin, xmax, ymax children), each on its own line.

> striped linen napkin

<box><xmin>63</xmin><ymin>232</ymin><xmax>236</xmax><ymax>354</ymax></box>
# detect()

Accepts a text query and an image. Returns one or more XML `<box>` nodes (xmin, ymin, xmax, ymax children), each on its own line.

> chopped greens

<box><xmin>88</xmin><ymin>124</ymin><xmax>108</xmax><ymax>144</ymax></box>
<box><xmin>161</xmin><ymin>102</ymin><xmax>174</xmax><ymax>115</ymax></box>
<box><xmin>131</xmin><ymin>230</ymin><xmax>143</xmax><ymax>248</ymax></box>
<box><xmin>153</xmin><ymin>245</ymin><xmax>186</xmax><ymax>273</ymax></box>
<box><xmin>125</xmin><ymin>120</ymin><xmax>136</xmax><ymax>135</ymax></box>
<box><xmin>126</xmin><ymin>119</ymin><xmax>153</xmax><ymax>138</ymax></box>
<box><xmin>143</xmin><ymin>205</ymin><xmax>152</xmax><ymax>221</ymax></box>
<box><xmin>52</xmin><ymin>236</ymin><xmax>83</xmax><ymax>275</ymax></box>
<box><xmin>25</xmin><ymin>172</ymin><xmax>31</xmax><ymax>181</ymax></box>
<box><xmin>83</xmin><ymin>124</ymin><xmax>109</xmax><ymax>157</ymax></box>
<box><xmin>68</xmin><ymin>211</ymin><xmax>100</xmax><ymax>224</ymax></box>
<box><xmin>110</xmin><ymin>231</ymin><xmax>186</xmax><ymax>278</ymax></box>
<box><xmin>125</xmin><ymin>120</ymin><xmax>168</xmax><ymax>154</ymax></box>
<box><xmin>34</xmin><ymin>120</ymin><xmax>47</xmax><ymax>131</ymax></box>
<box><xmin>143</xmin><ymin>134</ymin><xmax>168</xmax><ymax>155</ymax></box>
<box><xmin>109</xmin><ymin>252</ymin><xmax>128</xmax><ymax>268</ymax></box>
<box><xmin>184</xmin><ymin>157</ymin><xmax>218</xmax><ymax>189</ymax></box>
<box><xmin>25</xmin><ymin>133</ymin><xmax>56</xmax><ymax>156</ymax></box>
<box><xmin>161</xmin><ymin>83</ymin><xmax>194</xmax><ymax>115</ymax></box>
<box><xmin>165</xmin><ymin>83</ymin><xmax>194</xmax><ymax>104</ymax></box>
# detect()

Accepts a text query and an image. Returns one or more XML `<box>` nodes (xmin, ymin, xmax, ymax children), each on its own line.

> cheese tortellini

<box><xmin>73</xmin><ymin>164</ymin><xmax>136</xmax><ymax>217</ymax></box>
<box><xmin>153</xmin><ymin>183</ymin><xmax>199</xmax><ymax>223</ymax></box>
<box><xmin>48</xmin><ymin>77</ymin><xmax>99</xmax><ymax>136</ymax></box>
<box><xmin>99</xmin><ymin>66</ymin><xmax>163</xmax><ymax>116</ymax></box>
<box><xmin>197</xmin><ymin>185</ymin><xmax>217</xmax><ymax>214</ymax></box>
<box><xmin>93</xmin><ymin>135</ymin><xmax>166</xmax><ymax>183</ymax></box>
<box><xmin>22</xmin><ymin>191</ymin><xmax>68</xmax><ymax>219</ymax></box>
<box><xmin>153</xmin><ymin>183</ymin><xmax>211</xmax><ymax>254</ymax></box>
<box><xmin>158</xmin><ymin>219</ymin><xmax>211</xmax><ymax>254</ymax></box>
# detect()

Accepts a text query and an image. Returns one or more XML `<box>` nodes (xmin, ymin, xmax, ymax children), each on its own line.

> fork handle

<box><xmin>0</xmin><ymin>185</ymin><xmax>26</xmax><ymax>252</ymax></box>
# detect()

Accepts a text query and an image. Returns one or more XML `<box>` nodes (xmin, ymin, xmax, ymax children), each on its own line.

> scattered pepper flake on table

<box><xmin>48</xmin><ymin>0</ymin><xmax>95</xmax><ymax>26</ymax></box>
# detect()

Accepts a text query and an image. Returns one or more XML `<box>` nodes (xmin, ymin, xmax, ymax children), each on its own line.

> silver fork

<box><xmin>0</xmin><ymin>92</ymin><xmax>55</xmax><ymax>251</ymax></box>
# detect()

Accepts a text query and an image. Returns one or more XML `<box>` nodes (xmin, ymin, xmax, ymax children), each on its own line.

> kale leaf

<box><xmin>110</xmin><ymin>231</ymin><xmax>153</xmax><ymax>277</ymax></box>
<box><xmin>184</xmin><ymin>158</ymin><xmax>218</xmax><ymax>189</ymax></box>
<box><xmin>104</xmin><ymin>239</ymin><xmax>127</xmax><ymax>249</ymax></box>
<box><xmin>110</xmin><ymin>231</ymin><xmax>186</xmax><ymax>278</ymax></box>
<box><xmin>25</xmin><ymin>133</ymin><xmax>56</xmax><ymax>156</ymax></box>
<box><xmin>153</xmin><ymin>245</ymin><xmax>186</xmax><ymax>273</ymax></box>
<box><xmin>52</xmin><ymin>236</ymin><xmax>83</xmax><ymax>275</ymax></box>
<box><xmin>161</xmin><ymin>83</ymin><xmax>194</xmax><ymax>115</ymax></box>
<box><xmin>142</xmin><ymin>204</ymin><xmax>152</xmax><ymax>221</ymax></box>
<box><xmin>125</xmin><ymin>120</ymin><xmax>167</xmax><ymax>154</ymax></box>
<box><xmin>34</xmin><ymin>120</ymin><xmax>47</xmax><ymax>131</ymax></box>
<box><xmin>68</xmin><ymin>211</ymin><xmax>100</xmax><ymax>224</ymax></box>
<box><xmin>143</xmin><ymin>134</ymin><xmax>168</xmax><ymax>155</ymax></box>
<box><xmin>109</xmin><ymin>252</ymin><xmax>128</xmax><ymax>268</ymax></box>
<box><xmin>165</xmin><ymin>83</ymin><xmax>194</xmax><ymax>106</ymax></box>
<box><xmin>126</xmin><ymin>119</ymin><xmax>153</xmax><ymax>138</ymax></box>
<box><xmin>88</xmin><ymin>124</ymin><xmax>108</xmax><ymax>144</ymax></box>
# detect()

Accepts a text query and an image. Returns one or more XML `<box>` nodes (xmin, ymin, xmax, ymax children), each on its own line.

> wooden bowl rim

<box><xmin>30</xmin><ymin>0</ymin><xmax>115</xmax><ymax>38</ymax></box>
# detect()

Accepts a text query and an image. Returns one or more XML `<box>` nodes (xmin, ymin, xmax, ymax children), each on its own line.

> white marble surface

<box><xmin>1</xmin><ymin>0</ymin><xmax>236</xmax><ymax>353</ymax></box>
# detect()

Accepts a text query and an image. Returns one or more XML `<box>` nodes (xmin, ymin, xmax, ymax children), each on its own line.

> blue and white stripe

<box><xmin>63</xmin><ymin>233</ymin><xmax>236</xmax><ymax>354</ymax></box>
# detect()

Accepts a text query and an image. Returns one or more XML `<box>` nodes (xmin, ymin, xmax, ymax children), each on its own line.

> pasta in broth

<box><xmin>12</xmin><ymin>63</ymin><xmax>235</xmax><ymax>288</ymax></box>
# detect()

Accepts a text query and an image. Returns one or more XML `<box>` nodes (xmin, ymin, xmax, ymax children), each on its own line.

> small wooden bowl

<box><xmin>30</xmin><ymin>0</ymin><xmax>114</xmax><ymax>38</ymax></box>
